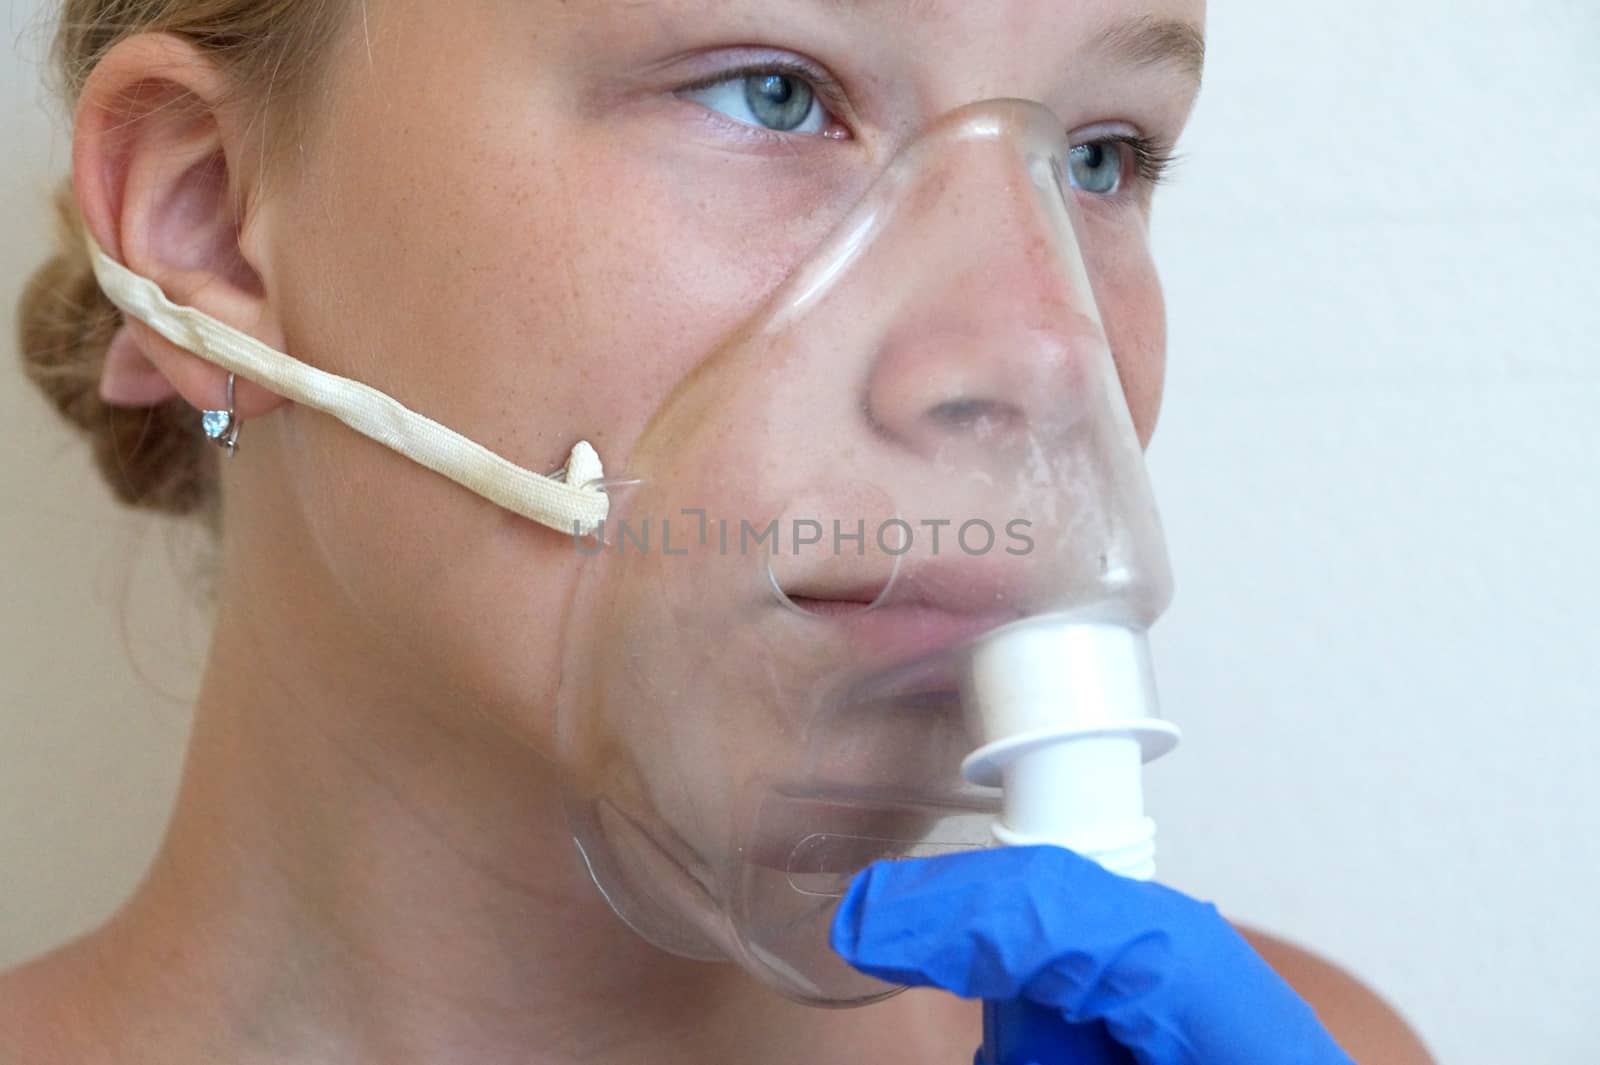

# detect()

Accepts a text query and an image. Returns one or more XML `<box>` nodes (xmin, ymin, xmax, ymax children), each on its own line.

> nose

<box><xmin>860</xmin><ymin>116</ymin><xmax>1111</xmax><ymax>467</ymax></box>
<box><xmin>864</xmin><ymin>267</ymin><xmax>1105</xmax><ymax>463</ymax></box>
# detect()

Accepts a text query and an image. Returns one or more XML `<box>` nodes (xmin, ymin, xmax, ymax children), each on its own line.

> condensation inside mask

<box><xmin>556</xmin><ymin>100</ymin><xmax>1175</xmax><ymax>1005</ymax></box>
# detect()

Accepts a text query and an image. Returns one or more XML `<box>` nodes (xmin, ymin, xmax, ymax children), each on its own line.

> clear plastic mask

<box><xmin>556</xmin><ymin>99</ymin><xmax>1176</xmax><ymax>1005</ymax></box>
<box><xmin>86</xmin><ymin>93</ymin><xmax>1178</xmax><ymax>1010</ymax></box>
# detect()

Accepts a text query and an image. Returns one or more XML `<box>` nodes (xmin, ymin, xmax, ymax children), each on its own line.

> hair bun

<box><xmin>16</xmin><ymin>182</ymin><xmax>215</xmax><ymax>517</ymax></box>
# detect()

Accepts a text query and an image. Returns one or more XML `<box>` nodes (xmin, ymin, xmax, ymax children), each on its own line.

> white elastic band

<box><xmin>86</xmin><ymin>237</ymin><xmax>609</xmax><ymax>536</ymax></box>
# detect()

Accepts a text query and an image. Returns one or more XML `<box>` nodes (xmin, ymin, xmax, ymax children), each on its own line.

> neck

<box><xmin>51</xmin><ymin>533</ymin><xmax>972</xmax><ymax>1065</ymax></box>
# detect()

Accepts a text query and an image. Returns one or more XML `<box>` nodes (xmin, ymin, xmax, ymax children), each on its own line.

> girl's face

<box><xmin>247</xmin><ymin>0</ymin><xmax>1205</xmax><ymax>751</ymax></box>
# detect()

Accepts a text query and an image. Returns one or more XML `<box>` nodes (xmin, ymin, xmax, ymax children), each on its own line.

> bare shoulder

<box><xmin>0</xmin><ymin>937</ymin><xmax>122</xmax><ymax>1065</ymax></box>
<box><xmin>1238</xmin><ymin>925</ymin><xmax>1435</xmax><ymax>1065</ymax></box>
<box><xmin>0</xmin><ymin>956</ymin><xmax>70</xmax><ymax>1065</ymax></box>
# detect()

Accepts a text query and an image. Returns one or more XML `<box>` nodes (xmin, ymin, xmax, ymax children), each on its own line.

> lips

<box><xmin>777</xmin><ymin>558</ymin><xmax>1023</xmax><ymax>672</ymax></box>
<box><xmin>815</xmin><ymin>600</ymin><xmax>1017</xmax><ymax>667</ymax></box>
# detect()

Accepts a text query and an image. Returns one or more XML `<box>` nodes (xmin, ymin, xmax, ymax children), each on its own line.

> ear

<box><xmin>100</xmin><ymin>323</ymin><xmax>178</xmax><ymax>406</ymax></box>
<box><xmin>72</xmin><ymin>32</ymin><xmax>287</xmax><ymax>420</ymax></box>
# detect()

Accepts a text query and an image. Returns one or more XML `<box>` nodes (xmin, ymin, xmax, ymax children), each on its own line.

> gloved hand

<box><xmin>830</xmin><ymin>845</ymin><xmax>1357</xmax><ymax>1065</ymax></box>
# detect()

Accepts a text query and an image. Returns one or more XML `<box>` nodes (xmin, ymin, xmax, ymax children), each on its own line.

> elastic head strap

<box><xmin>86</xmin><ymin>237</ymin><xmax>609</xmax><ymax>536</ymax></box>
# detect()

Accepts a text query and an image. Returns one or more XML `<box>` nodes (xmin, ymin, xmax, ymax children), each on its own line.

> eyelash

<box><xmin>677</xmin><ymin>58</ymin><xmax>852</xmax><ymax>134</ymax></box>
<box><xmin>680</xmin><ymin>60</ymin><xmax>1178</xmax><ymax>195</ymax></box>
<box><xmin>1089</xmin><ymin>134</ymin><xmax>1179</xmax><ymax>190</ymax></box>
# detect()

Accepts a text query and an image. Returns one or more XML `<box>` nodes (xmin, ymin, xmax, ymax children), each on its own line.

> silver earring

<box><xmin>201</xmin><ymin>373</ymin><xmax>241</xmax><ymax>456</ymax></box>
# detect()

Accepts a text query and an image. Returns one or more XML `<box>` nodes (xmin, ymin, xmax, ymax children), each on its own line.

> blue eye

<box><xmin>1068</xmin><ymin>141</ymin><xmax>1126</xmax><ymax>195</ymax></box>
<box><xmin>747</xmin><ymin>74</ymin><xmax>815</xmax><ymax>131</ymax></box>
<box><xmin>682</xmin><ymin>71</ymin><xmax>831</xmax><ymax>135</ymax></box>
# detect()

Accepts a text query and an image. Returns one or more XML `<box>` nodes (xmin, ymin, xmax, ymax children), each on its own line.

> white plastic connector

<box><xmin>960</xmin><ymin>617</ymin><xmax>1179</xmax><ymax>881</ymax></box>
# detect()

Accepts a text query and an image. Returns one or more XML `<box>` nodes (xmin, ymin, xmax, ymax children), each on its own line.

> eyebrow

<box><xmin>1090</xmin><ymin>15</ymin><xmax>1207</xmax><ymax>89</ymax></box>
<box><xmin>817</xmin><ymin>4</ymin><xmax>1207</xmax><ymax>89</ymax></box>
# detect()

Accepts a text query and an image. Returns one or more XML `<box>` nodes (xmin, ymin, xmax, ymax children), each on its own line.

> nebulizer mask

<box><xmin>89</xmin><ymin>98</ymin><xmax>1178</xmax><ymax>1008</ymax></box>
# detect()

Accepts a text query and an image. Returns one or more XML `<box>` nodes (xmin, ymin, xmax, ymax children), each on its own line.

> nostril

<box><xmin>926</xmin><ymin>397</ymin><xmax>1025</xmax><ymax>435</ymax></box>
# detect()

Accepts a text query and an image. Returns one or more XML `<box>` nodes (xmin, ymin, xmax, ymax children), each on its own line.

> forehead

<box><xmin>326</xmin><ymin>0</ymin><xmax>1205</xmax><ymax>139</ymax></box>
<box><xmin>556</xmin><ymin>0</ymin><xmax>1206</xmax><ymax>98</ymax></box>
<box><xmin>358</xmin><ymin>0</ymin><xmax>1203</xmax><ymax>74</ymax></box>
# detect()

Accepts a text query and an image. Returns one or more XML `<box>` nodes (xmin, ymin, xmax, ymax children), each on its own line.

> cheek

<box><xmin>1087</xmin><ymin>228</ymin><xmax>1167</xmax><ymax>448</ymax></box>
<box><xmin>259</xmin><ymin>37</ymin><xmax>836</xmax><ymax>744</ymax></box>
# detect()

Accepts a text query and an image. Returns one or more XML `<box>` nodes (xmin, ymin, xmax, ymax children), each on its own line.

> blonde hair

<box><xmin>16</xmin><ymin>1</ymin><xmax>345</xmax><ymax>516</ymax></box>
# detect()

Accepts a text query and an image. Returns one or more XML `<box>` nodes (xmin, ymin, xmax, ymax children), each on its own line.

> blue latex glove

<box><xmin>830</xmin><ymin>845</ymin><xmax>1357</xmax><ymax>1065</ymax></box>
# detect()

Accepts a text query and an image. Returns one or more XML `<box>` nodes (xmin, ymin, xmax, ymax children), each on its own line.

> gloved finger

<box><xmin>830</xmin><ymin>844</ymin><xmax>1190</xmax><ymax>1000</ymax></box>
<box><xmin>831</xmin><ymin>845</ymin><xmax>1356</xmax><ymax>1065</ymax></box>
<box><xmin>980</xmin><ymin>999</ymin><xmax>1138</xmax><ymax>1065</ymax></box>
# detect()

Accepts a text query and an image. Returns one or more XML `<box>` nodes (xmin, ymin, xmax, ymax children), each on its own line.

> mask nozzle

<box><xmin>960</xmin><ymin>616</ymin><xmax>1179</xmax><ymax>880</ymax></box>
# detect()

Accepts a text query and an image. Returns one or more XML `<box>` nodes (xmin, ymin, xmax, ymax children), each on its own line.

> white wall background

<box><xmin>2</xmin><ymin>1</ymin><xmax>1595</xmax><ymax>1063</ymax></box>
<box><xmin>1</xmin><ymin>0</ymin><xmax>208</xmax><ymax>999</ymax></box>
